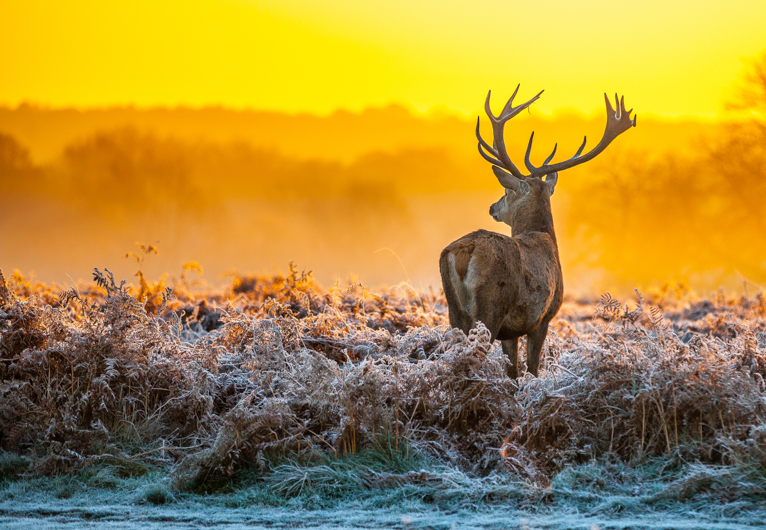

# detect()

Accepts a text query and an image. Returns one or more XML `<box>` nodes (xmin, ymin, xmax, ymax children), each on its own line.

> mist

<box><xmin>1</xmin><ymin>85</ymin><xmax>764</xmax><ymax>296</ymax></box>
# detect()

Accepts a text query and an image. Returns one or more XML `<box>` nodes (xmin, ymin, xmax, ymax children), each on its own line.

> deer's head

<box><xmin>478</xmin><ymin>86</ymin><xmax>636</xmax><ymax>232</ymax></box>
<box><xmin>489</xmin><ymin>169</ymin><xmax>557</xmax><ymax>227</ymax></box>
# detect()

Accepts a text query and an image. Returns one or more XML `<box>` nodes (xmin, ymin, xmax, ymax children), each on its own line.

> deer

<box><xmin>440</xmin><ymin>85</ymin><xmax>636</xmax><ymax>378</ymax></box>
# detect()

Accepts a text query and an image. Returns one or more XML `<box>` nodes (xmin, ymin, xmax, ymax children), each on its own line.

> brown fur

<box><xmin>440</xmin><ymin>178</ymin><xmax>563</xmax><ymax>378</ymax></box>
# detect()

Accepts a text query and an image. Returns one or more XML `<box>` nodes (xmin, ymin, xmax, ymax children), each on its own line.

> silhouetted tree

<box><xmin>708</xmin><ymin>51</ymin><xmax>766</xmax><ymax>232</ymax></box>
<box><xmin>0</xmin><ymin>133</ymin><xmax>39</xmax><ymax>193</ymax></box>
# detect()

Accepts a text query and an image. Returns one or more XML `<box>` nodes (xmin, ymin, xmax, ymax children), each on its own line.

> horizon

<box><xmin>0</xmin><ymin>100</ymin><xmax>732</xmax><ymax>122</ymax></box>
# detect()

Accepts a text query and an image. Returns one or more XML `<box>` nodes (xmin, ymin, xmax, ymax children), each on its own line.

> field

<box><xmin>2</xmin><ymin>265</ymin><xmax>766</xmax><ymax>528</ymax></box>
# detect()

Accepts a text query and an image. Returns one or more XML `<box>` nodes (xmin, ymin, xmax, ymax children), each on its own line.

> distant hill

<box><xmin>0</xmin><ymin>104</ymin><xmax>718</xmax><ymax>165</ymax></box>
<box><xmin>3</xmin><ymin>104</ymin><xmax>761</xmax><ymax>294</ymax></box>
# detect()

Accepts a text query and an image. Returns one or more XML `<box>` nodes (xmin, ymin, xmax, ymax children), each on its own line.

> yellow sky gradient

<box><xmin>1</xmin><ymin>0</ymin><xmax>765</xmax><ymax>118</ymax></box>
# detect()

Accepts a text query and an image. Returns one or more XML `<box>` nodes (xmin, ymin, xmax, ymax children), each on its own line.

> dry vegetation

<box><xmin>2</xmin><ymin>55</ymin><xmax>766</xmax><ymax>524</ymax></box>
<box><xmin>2</xmin><ymin>262</ymin><xmax>766</xmax><ymax>514</ymax></box>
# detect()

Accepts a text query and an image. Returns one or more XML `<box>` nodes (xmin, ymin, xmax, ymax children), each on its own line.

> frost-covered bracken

<box><xmin>1</xmin><ymin>266</ymin><xmax>765</xmax><ymax>494</ymax></box>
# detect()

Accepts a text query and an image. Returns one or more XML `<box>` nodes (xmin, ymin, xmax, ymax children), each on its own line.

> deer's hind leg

<box><xmin>525</xmin><ymin>321</ymin><xmax>549</xmax><ymax>377</ymax></box>
<box><xmin>502</xmin><ymin>338</ymin><xmax>519</xmax><ymax>379</ymax></box>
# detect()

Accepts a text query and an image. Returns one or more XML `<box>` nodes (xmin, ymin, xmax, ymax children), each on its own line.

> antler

<box><xmin>476</xmin><ymin>85</ymin><xmax>543</xmax><ymax>179</ymax></box>
<box><xmin>477</xmin><ymin>88</ymin><xmax>637</xmax><ymax>180</ymax></box>
<box><xmin>524</xmin><ymin>93</ymin><xmax>636</xmax><ymax>178</ymax></box>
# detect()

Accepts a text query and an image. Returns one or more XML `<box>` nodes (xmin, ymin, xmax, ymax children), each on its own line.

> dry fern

<box><xmin>1</xmin><ymin>266</ymin><xmax>765</xmax><ymax>491</ymax></box>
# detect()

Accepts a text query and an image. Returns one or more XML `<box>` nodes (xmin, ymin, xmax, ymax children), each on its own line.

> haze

<box><xmin>1</xmin><ymin>1</ymin><xmax>765</xmax><ymax>296</ymax></box>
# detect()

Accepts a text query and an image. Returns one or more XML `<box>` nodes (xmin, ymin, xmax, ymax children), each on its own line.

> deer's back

<box><xmin>440</xmin><ymin>229</ymin><xmax>562</xmax><ymax>338</ymax></box>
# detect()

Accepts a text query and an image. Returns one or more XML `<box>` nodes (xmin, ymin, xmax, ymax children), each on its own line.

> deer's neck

<box><xmin>511</xmin><ymin>204</ymin><xmax>557</xmax><ymax>244</ymax></box>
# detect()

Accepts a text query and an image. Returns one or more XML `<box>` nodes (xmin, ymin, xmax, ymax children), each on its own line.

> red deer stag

<box><xmin>440</xmin><ymin>86</ymin><xmax>636</xmax><ymax>378</ymax></box>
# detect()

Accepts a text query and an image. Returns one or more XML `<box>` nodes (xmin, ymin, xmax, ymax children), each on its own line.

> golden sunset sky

<box><xmin>2</xmin><ymin>0</ymin><xmax>764</xmax><ymax>118</ymax></box>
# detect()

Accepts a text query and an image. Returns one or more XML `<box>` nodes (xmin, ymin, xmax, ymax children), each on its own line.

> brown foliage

<box><xmin>1</xmin><ymin>266</ymin><xmax>765</xmax><ymax>490</ymax></box>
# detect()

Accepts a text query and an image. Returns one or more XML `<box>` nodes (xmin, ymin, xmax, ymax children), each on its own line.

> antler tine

<box><xmin>619</xmin><ymin>94</ymin><xmax>634</xmax><ymax>123</ymax></box>
<box><xmin>477</xmin><ymin>135</ymin><xmax>504</xmax><ymax>168</ymax></box>
<box><xmin>543</xmin><ymin>143</ymin><xmax>558</xmax><ymax>166</ymax></box>
<box><xmin>480</xmin><ymin>87</ymin><xmax>544</xmax><ymax>179</ymax></box>
<box><xmin>524</xmin><ymin>133</ymin><xmax>538</xmax><ymax>173</ymax></box>
<box><xmin>476</xmin><ymin>118</ymin><xmax>499</xmax><ymax>156</ymax></box>
<box><xmin>476</xmin><ymin>117</ymin><xmax>507</xmax><ymax>167</ymax></box>
<box><xmin>572</xmin><ymin>136</ymin><xmax>588</xmax><ymax>158</ymax></box>
<box><xmin>525</xmin><ymin>93</ymin><xmax>636</xmax><ymax>178</ymax></box>
<box><xmin>484</xmin><ymin>90</ymin><xmax>496</xmax><ymax>120</ymax></box>
<box><xmin>487</xmin><ymin>87</ymin><xmax>544</xmax><ymax>123</ymax></box>
<box><xmin>499</xmin><ymin>84</ymin><xmax>521</xmax><ymax>118</ymax></box>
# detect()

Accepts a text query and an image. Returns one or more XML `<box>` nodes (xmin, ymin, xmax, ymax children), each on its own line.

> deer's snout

<box><xmin>489</xmin><ymin>203</ymin><xmax>501</xmax><ymax>222</ymax></box>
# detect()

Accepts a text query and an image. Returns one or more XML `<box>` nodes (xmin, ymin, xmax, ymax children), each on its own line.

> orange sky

<box><xmin>2</xmin><ymin>1</ymin><xmax>765</xmax><ymax>118</ymax></box>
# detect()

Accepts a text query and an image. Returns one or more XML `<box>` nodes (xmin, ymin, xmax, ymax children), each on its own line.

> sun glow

<box><xmin>2</xmin><ymin>0</ymin><xmax>765</xmax><ymax>117</ymax></box>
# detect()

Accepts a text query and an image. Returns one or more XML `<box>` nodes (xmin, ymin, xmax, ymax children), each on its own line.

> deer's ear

<box><xmin>544</xmin><ymin>172</ymin><xmax>558</xmax><ymax>195</ymax></box>
<box><xmin>492</xmin><ymin>166</ymin><xmax>528</xmax><ymax>194</ymax></box>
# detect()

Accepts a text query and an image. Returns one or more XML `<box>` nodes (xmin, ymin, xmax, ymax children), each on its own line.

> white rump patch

<box><xmin>448</xmin><ymin>253</ymin><xmax>476</xmax><ymax>316</ymax></box>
